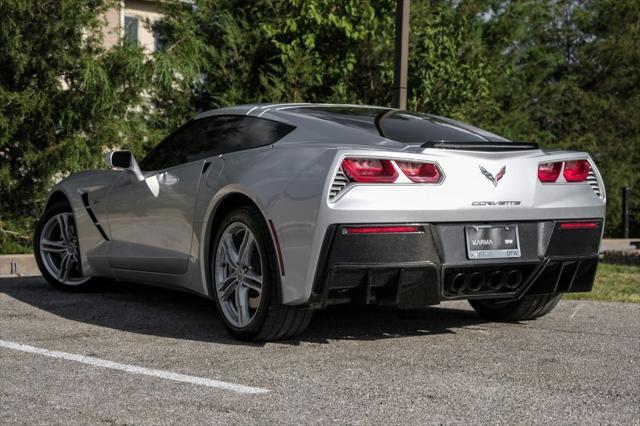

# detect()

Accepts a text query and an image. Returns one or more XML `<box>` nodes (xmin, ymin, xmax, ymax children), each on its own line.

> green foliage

<box><xmin>476</xmin><ymin>0</ymin><xmax>640</xmax><ymax>236</ymax></box>
<box><xmin>564</xmin><ymin>262</ymin><xmax>640</xmax><ymax>304</ymax></box>
<box><xmin>0</xmin><ymin>0</ymin><xmax>154</xmax><ymax>252</ymax></box>
<box><xmin>0</xmin><ymin>0</ymin><xmax>638</xmax><ymax>253</ymax></box>
<box><xmin>152</xmin><ymin>0</ymin><xmax>396</xmax><ymax>109</ymax></box>
<box><xmin>408</xmin><ymin>1</ymin><xmax>491</xmax><ymax>118</ymax></box>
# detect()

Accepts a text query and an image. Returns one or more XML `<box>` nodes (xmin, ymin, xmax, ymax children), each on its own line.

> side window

<box><xmin>139</xmin><ymin>115</ymin><xmax>295</xmax><ymax>171</ymax></box>
<box><xmin>139</xmin><ymin>119</ymin><xmax>216</xmax><ymax>171</ymax></box>
<box><xmin>226</xmin><ymin>116</ymin><xmax>295</xmax><ymax>153</ymax></box>
<box><xmin>188</xmin><ymin>115</ymin><xmax>244</xmax><ymax>159</ymax></box>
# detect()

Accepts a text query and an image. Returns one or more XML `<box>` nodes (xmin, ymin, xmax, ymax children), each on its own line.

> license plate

<box><xmin>465</xmin><ymin>225</ymin><xmax>521</xmax><ymax>259</ymax></box>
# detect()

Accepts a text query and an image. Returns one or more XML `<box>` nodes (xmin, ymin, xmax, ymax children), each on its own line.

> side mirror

<box><xmin>106</xmin><ymin>150</ymin><xmax>144</xmax><ymax>182</ymax></box>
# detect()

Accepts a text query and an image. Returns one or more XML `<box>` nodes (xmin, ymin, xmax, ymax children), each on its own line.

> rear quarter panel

<box><xmin>195</xmin><ymin>144</ymin><xmax>338</xmax><ymax>303</ymax></box>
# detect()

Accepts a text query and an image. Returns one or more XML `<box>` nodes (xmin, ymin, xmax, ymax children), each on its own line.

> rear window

<box><xmin>288</xmin><ymin>106</ymin><xmax>508</xmax><ymax>143</ymax></box>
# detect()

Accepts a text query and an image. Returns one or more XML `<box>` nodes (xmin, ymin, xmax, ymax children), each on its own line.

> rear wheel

<box><xmin>211</xmin><ymin>207</ymin><xmax>312</xmax><ymax>341</ymax></box>
<box><xmin>34</xmin><ymin>202</ymin><xmax>97</xmax><ymax>291</ymax></box>
<box><xmin>469</xmin><ymin>293</ymin><xmax>562</xmax><ymax>322</ymax></box>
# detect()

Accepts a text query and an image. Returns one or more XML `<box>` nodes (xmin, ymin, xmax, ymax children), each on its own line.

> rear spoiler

<box><xmin>421</xmin><ymin>141</ymin><xmax>539</xmax><ymax>152</ymax></box>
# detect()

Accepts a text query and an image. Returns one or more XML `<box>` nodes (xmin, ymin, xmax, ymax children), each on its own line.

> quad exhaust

<box><xmin>446</xmin><ymin>268</ymin><xmax>525</xmax><ymax>296</ymax></box>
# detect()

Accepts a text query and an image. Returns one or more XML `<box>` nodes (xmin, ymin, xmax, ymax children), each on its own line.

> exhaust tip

<box><xmin>505</xmin><ymin>270</ymin><xmax>523</xmax><ymax>289</ymax></box>
<box><xmin>468</xmin><ymin>272</ymin><xmax>486</xmax><ymax>292</ymax></box>
<box><xmin>451</xmin><ymin>273</ymin><xmax>466</xmax><ymax>293</ymax></box>
<box><xmin>487</xmin><ymin>271</ymin><xmax>504</xmax><ymax>290</ymax></box>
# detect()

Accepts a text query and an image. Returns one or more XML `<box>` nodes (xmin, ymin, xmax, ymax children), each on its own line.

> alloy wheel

<box><xmin>214</xmin><ymin>222</ymin><xmax>264</xmax><ymax>328</ymax></box>
<box><xmin>39</xmin><ymin>212</ymin><xmax>89</xmax><ymax>285</ymax></box>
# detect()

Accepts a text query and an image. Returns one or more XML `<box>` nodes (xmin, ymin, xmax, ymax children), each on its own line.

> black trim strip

<box><xmin>421</xmin><ymin>141</ymin><xmax>539</xmax><ymax>151</ymax></box>
<box><xmin>312</xmin><ymin>225</ymin><xmax>338</xmax><ymax>293</ymax></box>
<box><xmin>566</xmin><ymin>260</ymin><xmax>583</xmax><ymax>292</ymax></box>
<box><xmin>552</xmin><ymin>262</ymin><xmax>564</xmax><ymax>293</ymax></box>
<box><xmin>268</xmin><ymin>219</ymin><xmax>286</xmax><ymax>276</ymax></box>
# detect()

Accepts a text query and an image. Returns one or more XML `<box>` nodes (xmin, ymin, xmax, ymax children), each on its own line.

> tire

<box><xmin>211</xmin><ymin>207</ymin><xmax>313</xmax><ymax>341</ymax></box>
<box><xmin>33</xmin><ymin>201</ymin><xmax>98</xmax><ymax>292</ymax></box>
<box><xmin>469</xmin><ymin>293</ymin><xmax>562</xmax><ymax>322</ymax></box>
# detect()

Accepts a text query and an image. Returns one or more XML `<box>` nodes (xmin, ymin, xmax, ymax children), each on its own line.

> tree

<box><xmin>477</xmin><ymin>0</ymin><xmax>640</xmax><ymax>235</ymax></box>
<box><xmin>408</xmin><ymin>1</ymin><xmax>492</xmax><ymax>119</ymax></box>
<box><xmin>151</xmin><ymin>0</ymin><xmax>396</xmax><ymax>112</ymax></box>
<box><xmin>0</xmin><ymin>0</ymin><xmax>151</xmax><ymax>252</ymax></box>
<box><xmin>1</xmin><ymin>0</ymin><xmax>637</xmax><ymax>253</ymax></box>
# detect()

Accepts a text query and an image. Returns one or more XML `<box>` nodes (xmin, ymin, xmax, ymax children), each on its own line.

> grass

<box><xmin>564</xmin><ymin>262</ymin><xmax>640</xmax><ymax>303</ymax></box>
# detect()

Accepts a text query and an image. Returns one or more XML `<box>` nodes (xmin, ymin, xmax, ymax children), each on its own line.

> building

<box><xmin>103</xmin><ymin>0</ymin><xmax>165</xmax><ymax>53</ymax></box>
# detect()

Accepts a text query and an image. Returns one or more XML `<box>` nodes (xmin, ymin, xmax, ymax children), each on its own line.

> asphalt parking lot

<box><xmin>0</xmin><ymin>277</ymin><xmax>638</xmax><ymax>424</ymax></box>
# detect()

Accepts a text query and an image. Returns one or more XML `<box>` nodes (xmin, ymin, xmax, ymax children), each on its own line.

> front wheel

<box><xmin>34</xmin><ymin>202</ymin><xmax>97</xmax><ymax>291</ymax></box>
<box><xmin>469</xmin><ymin>293</ymin><xmax>562</xmax><ymax>322</ymax></box>
<box><xmin>211</xmin><ymin>207</ymin><xmax>312</xmax><ymax>341</ymax></box>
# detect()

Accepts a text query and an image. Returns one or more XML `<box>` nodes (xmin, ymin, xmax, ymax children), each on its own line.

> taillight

<box><xmin>340</xmin><ymin>157</ymin><xmax>444</xmax><ymax>184</ymax></box>
<box><xmin>341</xmin><ymin>158</ymin><xmax>398</xmax><ymax>183</ymax></box>
<box><xmin>538</xmin><ymin>162</ymin><xmax>563</xmax><ymax>183</ymax></box>
<box><xmin>558</xmin><ymin>221</ymin><xmax>600</xmax><ymax>229</ymax></box>
<box><xmin>538</xmin><ymin>159</ymin><xmax>592</xmax><ymax>183</ymax></box>
<box><xmin>563</xmin><ymin>160</ymin><xmax>590</xmax><ymax>182</ymax></box>
<box><xmin>396</xmin><ymin>161</ymin><xmax>442</xmax><ymax>183</ymax></box>
<box><xmin>344</xmin><ymin>225</ymin><xmax>420</xmax><ymax>234</ymax></box>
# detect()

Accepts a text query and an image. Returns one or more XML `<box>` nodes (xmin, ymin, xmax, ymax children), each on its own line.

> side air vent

<box><xmin>586</xmin><ymin>169</ymin><xmax>603</xmax><ymax>198</ymax></box>
<box><xmin>81</xmin><ymin>193</ymin><xmax>110</xmax><ymax>241</ymax></box>
<box><xmin>329</xmin><ymin>168</ymin><xmax>350</xmax><ymax>201</ymax></box>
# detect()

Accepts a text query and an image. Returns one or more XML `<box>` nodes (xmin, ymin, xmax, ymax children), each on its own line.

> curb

<box><xmin>1</xmin><ymin>239</ymin><xmax>637</xmax><ymax>278</ymax></box>
<box><xmin>0</xmin><ymin>254</ymin><xmax>40</xmax><ymax>277</ymax></box>
<box><xmin>601</xmin><ymin>239</ymin><xmax>639</xmax><ymax>252</ymax></box>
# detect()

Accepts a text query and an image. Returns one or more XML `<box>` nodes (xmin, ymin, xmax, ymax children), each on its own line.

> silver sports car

<box><xmin>34</xmin><ymin>103</ymin><xmax>606</xmax><ymax>341</ymax></box>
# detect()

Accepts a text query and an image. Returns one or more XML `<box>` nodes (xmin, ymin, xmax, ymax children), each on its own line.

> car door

<box><xmin>105</xmin><ymin>116</ymin><xmax>233</xmax><ymax>275</ymax></box>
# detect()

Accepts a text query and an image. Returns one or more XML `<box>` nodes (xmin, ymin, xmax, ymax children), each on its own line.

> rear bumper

<box><xmin>307</xmin><ymin>220</ymin><xmax>602</xmax><ymax>309</ymax></box>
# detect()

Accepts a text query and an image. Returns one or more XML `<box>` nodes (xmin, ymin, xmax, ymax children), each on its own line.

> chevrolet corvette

<box><xmin>34</xmin><ymin>104</ymin><xmax>606</xmax><ymax>340</ymax></box>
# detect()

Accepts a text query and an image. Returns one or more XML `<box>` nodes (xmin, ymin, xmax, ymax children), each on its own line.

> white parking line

<box><xmin>0</xmin><ymin>339</ymin><xmax>269</xmax><ymax>395</ymax></box>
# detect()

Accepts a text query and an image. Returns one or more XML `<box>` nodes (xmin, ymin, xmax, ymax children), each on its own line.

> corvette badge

<box><xmin>479</xmin><ymin>165</ymin><xmax>506</xmax><ymax>187</ymax></box>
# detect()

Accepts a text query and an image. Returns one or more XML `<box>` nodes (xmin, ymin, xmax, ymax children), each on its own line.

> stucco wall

<box><xmin>102</xmin><ymin>6</ymin><xmax>121</xmax><ymax>49</ymax></box>
<box><xmin>101</xmin><ymin>0</ymin><xmax>163</xmax><ymax>53</ymax></box>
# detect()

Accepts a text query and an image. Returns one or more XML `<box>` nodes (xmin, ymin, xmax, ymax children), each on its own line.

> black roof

<box><xmin>287</xmin><ymin>105</ymin><xmax>509</xmax><ymax>144</ymax></box>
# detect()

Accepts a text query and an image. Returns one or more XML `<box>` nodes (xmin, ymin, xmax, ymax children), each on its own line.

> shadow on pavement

<box><xmin>0</xmin><ymin>276</ymin><xmax>490</xmax><ymax>346</ymax></box>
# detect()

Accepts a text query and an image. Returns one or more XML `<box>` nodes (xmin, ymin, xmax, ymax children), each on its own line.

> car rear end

<box><xmin>307</xmin><ymin>143</ymin><xmax>606</xmax><ymax>311</ymax></box>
